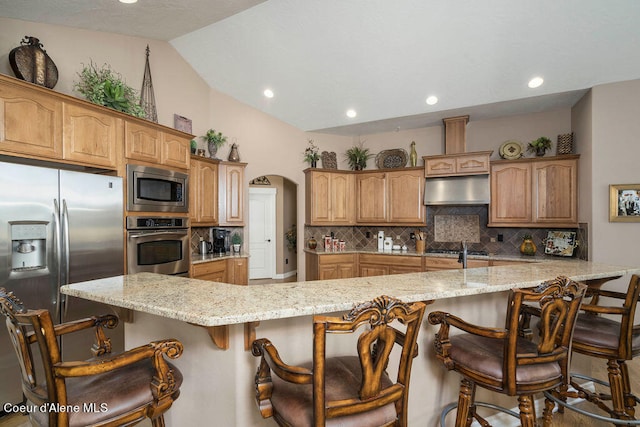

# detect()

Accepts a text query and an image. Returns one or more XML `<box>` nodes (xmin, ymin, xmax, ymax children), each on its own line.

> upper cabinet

<box><xmin>489</xmin><ymin>155</ymin><xmax>579</xmax><ymax>228</ymax></box>
<box><xmin>356</xmin><ymin>167</ymin><xmax>425</xmax><ymax>225</ymax></box>
<box><xmin>305</xmin><ymin>169</ymin><xmax>355</xmax><ymax>225</ymax></box>
<box><xmin>124</xmin><ymin>121</ymin><xmax>190</xmax><ymax>170</ymax></box>
<box><xmin>189</xmin><ymin>157</ymin><xmax>219</xmax><ymax>226</ymax></box>
<box><xmin>219</xmin><ymin>161</ymin><xmax>246</xmax><ymax>226</ymax></box>
<box><xmin>424</xmin><ymin>151</ymin><xmax>492</xmax><ymax>177</ymax></box>
<box><xmin>0</xmin><ymin>75</ymin><xmax>121</xmax><ymax>168</ymax></box>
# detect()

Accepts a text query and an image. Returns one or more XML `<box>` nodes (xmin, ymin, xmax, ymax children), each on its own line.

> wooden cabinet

<box><xmin>359</xmin><ymin>254</ymin><xmax>422</xmax><ymax>277</ymax></box>
<box><xmin>0</xmin><ymin>81</ymin><xmax>63</xmax><ymax>159</ymax></box>
<box><xmin>191</xmin><ymin>259</ymin><xmax>226</xmax><ymax>282</ymax></box>
<box><xmin>305</xmin><ymin>253</ymin><xmax>356</xmax><ymax>281</ymax></box>
<box><xmin>489</xmin><ymin>156</ymin><xmax>578</xmax><ymax>228</ymax></box>
<box><xmin>356</xmin><ymin>168</ymin><xmax>425</xmax><ymax>225</ymax></box>
<box><xmin>424</xmin><ymin>151</ymin><xmax>492</xmax><ymax>177</ymax></box>
<box><xmin>62</xmin><ymin>102</ymin><xmax>121</xmax><ymax>168</ymax></box>
<box><xmin>219</xmin><ymin>162</ymin><xmax>246</xmax><ymax>226</ymax></box>
<box><xmin>124</xmin><ymin>121</ymin><xmax>190</xmax><ymax>170</ymax></box>
<box><xmin>305</xmin><ymin>170</ymin><xmax>355</xmax><ymax>225</ymax></box>
<box><xmin>226</xmin><ymin>258</ymin><xmax>248</xmax><ymax>285</ymax></box>
<box><xmin>424</xmin><ymin>256</ymin><xmax>488</xmax><ymax>271</ymax></box>
<box><xmin>189</xmin><ymin>157</ymin><xmax>219</xmax><ymax>226</ymax></box>
<box><xmin>191</xmin><ymin>257</ymin><xmax>248</xmax><ymax>285</ymax></box>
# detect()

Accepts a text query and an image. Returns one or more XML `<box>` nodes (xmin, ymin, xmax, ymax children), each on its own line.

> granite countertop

<box><xmin>61</xmin><ymin>260</ymin><xmax>639</xmax><ymax>327</ymax></box>
<box><xmin>191</xmin><ymin>252</ymin><xmax>249</xmax><ymax>264</ymax></box>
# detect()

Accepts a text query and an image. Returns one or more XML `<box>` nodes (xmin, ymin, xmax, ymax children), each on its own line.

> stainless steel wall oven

<box><xmin>126</xmin><ymin>217</ymin><xmax>190</xmax><ymax>276</ymax></box>
<box><xmin>127</xmin><ymin>164</ymin><xmax>188</xmax><ymax>213</ymax></box>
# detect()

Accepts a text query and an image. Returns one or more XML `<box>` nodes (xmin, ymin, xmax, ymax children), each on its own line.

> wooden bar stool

<box><xmin>251</xmin><ymin>295</ymin><xmax>426</xmax><ymax>427</ymax></box>
<box><xmin>543</xmin><ymin>274</ymin><xmax>640</xmax><ymax>424</ymax></box>
<box><xmin>428</xmin><ymin>276</ymin><xmax>586</xmax><ymax>427</ymax></box>
<box><xmin>0</xmin><ymin>288</ymin><xmax>183</xmax><ymax>427</ymax></box>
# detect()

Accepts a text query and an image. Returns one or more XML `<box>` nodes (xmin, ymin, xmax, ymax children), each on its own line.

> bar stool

<box><xmin>0</xmin><ymin>287</ymin><xmax>184</xmax><ymax>427</ymax></box>
<box><xmin>428</xmin><ymin>276</ymin><xmax>586</xmax><ymax>427</ymax></box>
<box><xmin>251</xmin><ymin>295</ymin><xmax>426</xmax><ymax>427</ymax></box>
<box><xmin>543</xmin><ymin>274</ymin><xmax>640</xmax><ymax>424</ymax></box>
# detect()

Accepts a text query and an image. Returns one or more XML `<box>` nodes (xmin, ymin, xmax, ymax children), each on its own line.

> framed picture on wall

<box><xmin>609</xmin><ymin>184</ymin><xmax>640</xmax><ymax>222</ymax></box>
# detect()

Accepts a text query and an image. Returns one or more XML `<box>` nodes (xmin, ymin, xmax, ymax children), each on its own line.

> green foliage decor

<box><xmin>74</xmin><ymin>61</ymin><xmax>145</xmax><ymax>118</ymax></box>
<box><xmin>231</xmin><ymin>232</ymin><xmax>242</xmax><ymax>245</ymax></box>
<box><xmin>345</xmin><ymin>142</ymin><xmax>373</xmax><ymax>170</ymax></box>
<box><xmin>527</xmin><ymin>136</ymin><xmax>552</xmax><ymax>155</ymax></box>
<box><xmin>204</xmin><ymin>129</ymin><xmax>227</xmax><ymax>148</ymax></box>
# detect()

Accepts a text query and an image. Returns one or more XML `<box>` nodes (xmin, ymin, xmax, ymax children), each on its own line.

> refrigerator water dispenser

<box><xmin>11</xmin><ymin>223</ymin><xmax>47</xmax><ymax>271</ymax></box>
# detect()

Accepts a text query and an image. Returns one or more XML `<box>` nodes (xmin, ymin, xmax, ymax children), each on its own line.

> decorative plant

<box><xmin>74</xmin><ymin>61</ymin><xmax>146</xmax><ymax>118</ymax></box>
<box><xmin>190</xmin><ymin>139</ymin><xmax>197</xmax><ymax>153</ymax></box>
<box><xmin>284</xmin><ymin>225</ymin><xmax>297</xmax><ymax>250</ymax></box>
<box><xmin>231</xmin><ymin>232</ymin><xmax>242</xmax><ymax>245</ymax></box>
<box><xmin>527</xmin><ymin>136</ymin><xmax>552</xmax><ymax>156</ymax></box>
<box><xmin>303</xmin><ymin>139</ymin><xmax>320</xmax><ymax>166</ymax></box>
<box><xmin>345</xmin><ymin>141</ymin><xmax>373</xmax><ymax>170</ymax></box>
<box><xmin>522</xmin><ymin>234</ymin><xmax>533</xmax><ymax>241</ymax></box>
<box><xmin>203</xmin><ymin>129</ymin><xmax>227</xmax><ymax>149</ymax></box>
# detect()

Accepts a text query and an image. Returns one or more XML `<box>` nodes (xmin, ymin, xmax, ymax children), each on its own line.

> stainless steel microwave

<box><xmin>126</xmin><ymin>164</ymin><xmax>189</xmax><ymax>213</ymax></box>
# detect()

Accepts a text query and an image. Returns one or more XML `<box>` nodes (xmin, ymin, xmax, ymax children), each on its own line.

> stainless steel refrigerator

<box><xmin>0</xmin><ymin>161</ymin><xmax>125</xmax><ymax>407</ymax></box>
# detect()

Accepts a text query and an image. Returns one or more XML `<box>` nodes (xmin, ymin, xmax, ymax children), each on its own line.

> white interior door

<box><xmin>249</xmin><ymin>187</ymin><xmax>276</xmax><ymax>279</ymax></box>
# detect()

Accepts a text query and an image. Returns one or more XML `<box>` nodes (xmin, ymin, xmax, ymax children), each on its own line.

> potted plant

<box><xmin>527</xmin><ymin>136</ymin><xmax>552</xmax><ymax>157</ymax></box>
<box><xmin>74</xmin><ymin>61</ymin><xmax>146</xmax><ymax>118</ymax></box>
<box><xmin>284</xmin><ymin>225</ymin><xmax>296</xmax><ymax>250</ymax></box>
<box><xmin>231</xmin><ymin>232</ymin><xmax>242</xmax><ymax>253</ymax></box>
<box><xmin>345</xmin><ymin>142</ymin><xmax>374</xmax><ymax>170</ymax></box>
<box><xmin>303</xmin><ymin>139</ymin><xmax>320</xmax><ymax>168</ymax></box>
<box><xmin>203</xmin><ymin>129</ymin><xmax>227</xmax><ymax>159</ymax></box>
<box><xmin>190</xmin><ymin>139</ymin><xmax>197</xmax><ymax>154</ymax></box>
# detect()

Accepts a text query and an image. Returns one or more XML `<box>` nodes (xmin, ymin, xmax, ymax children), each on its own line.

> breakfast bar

<box><xmin>61</xmin><ymin>260</ymin><xmax>639</xmax><ymax>426</ymax></box>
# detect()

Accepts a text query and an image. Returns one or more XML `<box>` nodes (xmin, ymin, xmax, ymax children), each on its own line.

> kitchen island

<box><xmin>61</xmin><ymin>260</ymin><xmax>639</xmax><ymax>426</ymax></box>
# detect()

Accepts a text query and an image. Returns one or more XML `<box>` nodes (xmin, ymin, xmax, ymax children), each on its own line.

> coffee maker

<box><xmin>212</xmin><ymin>228</ymin><xmax>228</xmax><ymax>255</ymax></box>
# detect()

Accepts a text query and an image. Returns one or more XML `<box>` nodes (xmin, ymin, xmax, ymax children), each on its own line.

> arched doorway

<box><xmin>248</xmin><ymin>175</ymin><xmax>297</xmax><ymax>283</ymax></box>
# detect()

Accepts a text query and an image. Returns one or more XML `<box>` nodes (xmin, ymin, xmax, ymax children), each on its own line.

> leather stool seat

<box><xmin>30</xmin><ymin>359</ymin><xmax>183</xmax><ymax>427</ymax></box>
<box><xmin>270</xmin><ymin>356</ymin><xmax>396</xmax><ymax>427</ymax></box>
<box><xmin>572</xmin><ymin>313</ymin><xmax>640</xmax><ymax>353</ymax></box>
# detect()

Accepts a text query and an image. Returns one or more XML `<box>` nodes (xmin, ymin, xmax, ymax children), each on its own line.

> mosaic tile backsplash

<box><xmin>305</xmin><ymin>206</ymin><xmax>588</xmax><ymax>259</ymax></box>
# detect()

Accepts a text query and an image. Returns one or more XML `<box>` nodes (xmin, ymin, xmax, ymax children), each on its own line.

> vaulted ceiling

<box><xmin>2</xmin><ymin>0</ymin><xmax>639</xmax><ymax>136</ymax></box>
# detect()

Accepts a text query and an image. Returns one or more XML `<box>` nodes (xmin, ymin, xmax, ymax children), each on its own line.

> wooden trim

<box><xmin>244</xmin><ymin>321</ymin><xmax>260</xmax><ymax>351</ymax></box>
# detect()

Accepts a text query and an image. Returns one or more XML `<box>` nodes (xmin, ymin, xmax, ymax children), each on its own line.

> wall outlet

<box><xmin>366</xmin><ymin>231</ymin><xmax>371</xmax><ymax>238</ymax></box>
<box><xmin>410</xmin><ymin>233</ymin><xmax>415</xmax><ymax>240</ymax></box>
<box><xmin>285</xmin><ymin>258</ymin><xmax>288</xmax><ymax>264</ymax></box>
<box><xmin>497</xmin><ymin>234</ymin><xmax>504</xmax><ymax>242</ymax></box>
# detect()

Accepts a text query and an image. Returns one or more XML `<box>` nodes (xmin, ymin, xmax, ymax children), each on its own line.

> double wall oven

<box><xmin>126</xmin><ymin>217</ymin><xmax>190</xmax><ymax>277</ymax></box>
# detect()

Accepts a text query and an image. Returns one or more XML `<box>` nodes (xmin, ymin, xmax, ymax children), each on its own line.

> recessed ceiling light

<box><xmin>528</xmin><ymin>77</ymin><xmax>544</xmax><ymax>88</ymax></box>
<box><xmin>426</xmin><ymin>96</ymin><xmax>438</xmax><ymax>105</ymax></box>
<box><xmin>346</xmin><ymin>109</ymin><xmax>357</xmax><ymax>118</ymax></box>
<box><xmin>119</xmin><ymin>0</ymin><xmax>137</xmax><ymax>3</ymax></box>
<box><xmin>263</xmin><ymin>89</ymin><xmax>274</xmax><ymax>98</ymax></box>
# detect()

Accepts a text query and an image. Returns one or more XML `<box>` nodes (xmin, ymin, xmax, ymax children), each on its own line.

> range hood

<box><xmin>423</xmin><ymin>115</ymin><xmax>490</xmax><ymax>205</ymax></box>
<box><xmin>424</xmin><ymin>174</ymin><xmax>490</xmax><ymax>205</ymax></box>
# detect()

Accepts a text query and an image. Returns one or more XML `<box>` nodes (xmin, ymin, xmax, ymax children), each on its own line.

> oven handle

<box><xmin>129</xmin><ymin>230</ymin><xmax>188</xmax><ymax>238</ymax></box>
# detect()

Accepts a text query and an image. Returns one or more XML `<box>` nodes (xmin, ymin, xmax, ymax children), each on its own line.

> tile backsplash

<box><xmin>304</xmin><ymin>205</ymin><xmax>588</xmax><ymax>260</ymax></box>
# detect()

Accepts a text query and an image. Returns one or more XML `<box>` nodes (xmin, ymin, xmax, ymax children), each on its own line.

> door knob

<box><xmin>266</xmin><ymin>239</ymin><xmax>271</xmax><ymax>242</ymax></box>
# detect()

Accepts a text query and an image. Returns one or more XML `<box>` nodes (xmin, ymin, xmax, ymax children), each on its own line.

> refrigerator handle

<box><xmin>53</xmin><ymin>199</ymin><xmax>62</xmax><ymax>320</ymax></box>
<box><xmin>62</xmin><ymin>199</ymin><xmax>71</xmax><ymax>318</ymax></box>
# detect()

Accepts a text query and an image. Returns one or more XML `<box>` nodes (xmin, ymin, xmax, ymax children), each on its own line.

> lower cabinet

<box><xmin>191</xmin><ymin>257</ymin><xmax>248</xmax><ymax>285</ymax></box>
<box><xmin>306</xmin><ymin>253</ymin><xmax>356</xmax><ymax>281</ymax></box>
<box><xmin>424</xmin><ymin>256</ymin><xmax>488</xmax><ymax>271</ymax></box>
<box><xmin>359</xmin><ymin>254</ymin><xmax>423</xmax><ymax>277</ymax></box>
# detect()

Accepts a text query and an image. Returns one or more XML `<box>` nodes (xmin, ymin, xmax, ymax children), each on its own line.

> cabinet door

<box><xmin>0</xmin><ymin>84</ymin><xmax>62</xmax><ymax>159</ymax></box>
<box><xmin>387</xmin><ymin>169</ymin><xmax>425</xmax><ymax>224</ymax></box>
<box><xmin>125</xmin><ymin>121</ymin><xmax>160</xmax><ymax>163</ymax></box>
<box><xmin>359</xmin><ymin>264</ymin><xmax>388</xmax><ymax>277</ymax></box>
<box><xmin>356</xmin><ymin>173</ymin><xmax>386</xmax><ymax>223</ymax></box>
<box><xmin>456</xmin><ymin>153</ymin><xmax>490</xmax><ymax>175</ymax></box>
<box><xmin>389</xmin><ymin>265</ymin><xmax>422</xmax><ymax>275</ymax></box>
<box><xmin>425</xmin><ymin>157</ymin><xmax>456</xmax><ymax>176</ymax></box>
<box><xmin>161</xmin><ymin>133</ymin><xmax>190</xmax><ymax>170</ymax></box>
<box><xmin>62</xmin><ymin>103</ymin><xmax>120</xmax><ymax>168</ymax></box>
<box><xmin>330</xmin><ymin>173</ymin><xmax>354</xmax><ymax>224</ymax></box>
<box><xmin>226</xmin><ymin>258</ymin><xmax>248</xmax><ymax>285</ymax></box>
<box><xmin>489</xmin><ymin>162</ymin><xmax>532</xmax><ymax>225</ymax></box>
<box><xmin>192</xmin><ymin>259</ymin><xmax>226</xmax><ymax>282</ymax></box>
<box><xmin>337</xmin><ymin>263</ymin><xmax>356</xmax><ymax>279</ymax></box>
<box><xmin>307</xmin><ymin>171</ymin><xmax>331</xmax><ymax>224</ymax></box>
<box><xmin>220</xmin><ymin>163</ymin><xmax>245</xmax><ymax>225</ymax></box>
<box><xmin>190</xmin><ymin>159</ymin><xmax>218</xmax><ymax>225</ymax></box>
<box><xmin>533</xmin><ymin>159</ymin><xmax>578</xmax><ymax>225</ymax></box>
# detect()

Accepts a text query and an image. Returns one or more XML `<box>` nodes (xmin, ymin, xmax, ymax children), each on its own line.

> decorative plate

<box><xmin>499</xmin><ymin>141</ymin><xmax>523</xmax><ymax>160</ymax></box>
<box><xmin>375</xmin><ymin>149</ymin><xmax>408</xmax><ymax>169</ymax></box>
<box><xmin>544</xmin><ymin>231</ymin><xmax>577</xmax><ymax>256</ymax></box>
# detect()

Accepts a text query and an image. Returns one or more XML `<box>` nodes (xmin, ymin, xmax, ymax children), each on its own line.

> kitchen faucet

<box><xmin>458</xmin><ymin>241</ymin><xmax>468</xmax><ymax>269</ymax></box>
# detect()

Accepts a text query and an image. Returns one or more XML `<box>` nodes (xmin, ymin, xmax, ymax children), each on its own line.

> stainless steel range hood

<box><xmin>424</xmin><ymin>174</ymin><xmax>490</xmax><ymax>205</ymax></box>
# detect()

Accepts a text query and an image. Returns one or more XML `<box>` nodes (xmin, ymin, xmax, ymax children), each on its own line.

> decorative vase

<box><xmin>410</xmin><ymin>141</ymin><xmax>417</xmax><ymax>167</ymax></box>
<box><xmin>208</xmin><ymin>142</ymin><xmax>218</xmax><ymax>159</ymax></box>
<box><xmin>228</xmin><ymin>143</ymin><xmax>240</xmax><ymax>161</ymax></box>
<box><xmin>308</xmin><ymin>237</ymin><xmax>317</xmax><ymax>250</ymax></box>
<box><xmin>535</xmin><ymin>147</ymin><xmax>546</xmax><ymax>157</ymax></box>
<box><xmin>311</xmin><ymin>159</ymin><xmax>317</xmax><ymax>168</ymax></box>
<box><xmin>557</xmin><ymin>133</ymin><xmax>574</xmax><ymax>155</ymax></box>
<box><xmin>520</xmin><ymin>237</ymin><xmax>537</xmax><ymax>256</ymax></box>
<box><xmin>232</xmin><ymin>244</ymin><xmax>241</xmax><ymax>253</ymax></box>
